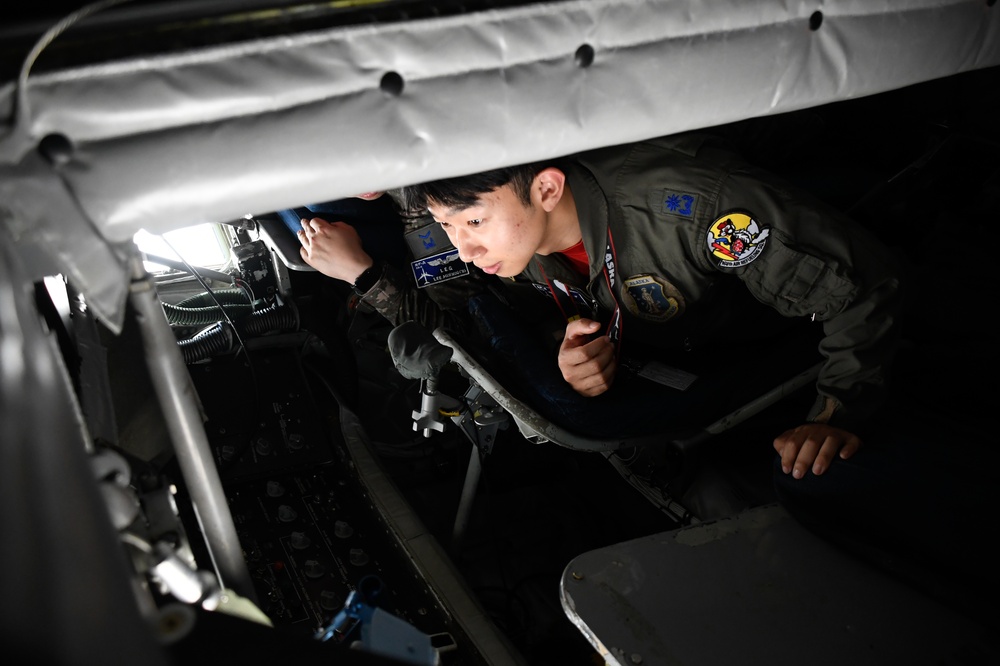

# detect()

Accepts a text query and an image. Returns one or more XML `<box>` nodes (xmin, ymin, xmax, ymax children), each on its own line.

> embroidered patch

<box><xmin>405</xmin><ymin>223</ymin><xmax>451</xmax><ymax>259</ymax></box>
<box><xmin>621</xmin><ymin>275</ymin><xmax>684</xmax><ymax>321</ymax></box>
<box><xmin>661</xmin><ymin>190</ymin><xmax>698</xmax><ymax>217</ymax></box>
<box><xmin>706</xmin><ymin>212</ymin><xmax>769</xmax><ymax>268</ymax></box>
<box><xmin>418</xmin><ymin>230</ymin><xmax>436</xmax><ymax>249</ymax></box>
<box><xmin>410</xmin><ymin>248</ymin><xmax>469</xmax><ymax>288</ymax></box>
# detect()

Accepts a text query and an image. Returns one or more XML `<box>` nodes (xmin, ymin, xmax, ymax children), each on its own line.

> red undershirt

<box><xmin>558</xmin><ymin>239</ymin><xmax>590</xmax><ymax>276</ymax></box>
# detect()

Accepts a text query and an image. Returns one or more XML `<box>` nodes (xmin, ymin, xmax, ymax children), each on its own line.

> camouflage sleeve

<box><xmin>356</xmin><ymin>263</ymin><xmax>483</xmax><ymax>335</ymax></box>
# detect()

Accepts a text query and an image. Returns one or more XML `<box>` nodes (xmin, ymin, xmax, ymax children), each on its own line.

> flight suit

<box><xmin>516</xmin><ymin>133</ymin><xmax>904</xmax><ymax>433</ymax></box>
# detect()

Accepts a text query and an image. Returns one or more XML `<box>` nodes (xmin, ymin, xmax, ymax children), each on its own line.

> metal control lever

<box><xmin>387</xmin><ymin>321</ymin><xmax>462</xmax><ymax>437</ymax></box>
<box><xmin>388</xmin><ymin>322</ymin><xmax>513</xmax><ymax>554</ymax></box>
<box><xmin>412</xmin><ymin>376</ymin><xmax>463</xmax><ymax>437</ymax></box>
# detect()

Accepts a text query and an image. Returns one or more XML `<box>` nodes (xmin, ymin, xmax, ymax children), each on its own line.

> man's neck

<box><xmin>538</xmin><ymin>184</ymin><xmax>582</xmax><ymax>255</ymax></box>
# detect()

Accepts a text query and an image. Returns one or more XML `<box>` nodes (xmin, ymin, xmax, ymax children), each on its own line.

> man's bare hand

<box><xmin>298</xmin><ymin>217</ymin><xmax>373</xmax><ymax>284</ymax></box>
<box><xmin>557</xmin><ymin>318</ymin><xmax>616</xmax><ymax>397</ymax></box>
<box><xmin>773</xmin><ymin>423</ymin><xmax>863</xmax><ymax>479</ymax></box>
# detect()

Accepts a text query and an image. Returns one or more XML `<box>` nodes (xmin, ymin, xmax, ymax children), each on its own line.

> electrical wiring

<box><xmin>12</xmin><ymin>0</ymin><xmax>137</xmax><ymax>130</ymax></box>
<box><xmin>233</xmin><ymin>277</ymin><xmax>256</xmax><ymax>304</ymax></box>
<box><xmin>159</xmin><ymin>235</ymin><xmax>265</xmax><ymax>470</ymax></box>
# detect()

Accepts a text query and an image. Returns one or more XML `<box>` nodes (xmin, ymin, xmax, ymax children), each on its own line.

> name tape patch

<box><xmin>411</xmin><ymin>248</ymin><xmax>469</xmax><ymax>288</ymax></box>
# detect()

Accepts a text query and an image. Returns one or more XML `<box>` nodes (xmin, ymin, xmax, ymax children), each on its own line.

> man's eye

<box><xmin>468</xmin><ymin>218</ymin><xmax>483</xmax><ymax>227</ymax></box>
<box><xmin>438</xmin><ymin>221</ymin><xmax>451</xmax><ymax>229</ymax></box>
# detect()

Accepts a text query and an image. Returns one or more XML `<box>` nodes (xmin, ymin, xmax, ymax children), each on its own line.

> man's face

<box><xmin>427</xmin><ymin>184</ymin><xmax>547</xmax><ymax>278</ymax></box>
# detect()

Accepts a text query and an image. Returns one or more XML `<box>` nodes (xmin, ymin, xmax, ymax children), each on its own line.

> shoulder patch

<box><xmin>706</xmin><ymin>211</ymin><xmax>769</xmax><ymax>268</ymax></box>
<box><xmin>621</xmin><ymin>274</ymin><xmax>685</xmax><ymax>321</ymax></box>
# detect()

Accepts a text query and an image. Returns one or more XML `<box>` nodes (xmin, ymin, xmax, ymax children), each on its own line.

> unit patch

<box><xmin>706</xmin><ymin>211</ymin><xmax>769</xmax><ymax>268</ymax></box>
<box><xmin>410</xmin><ymin>248</ymin><xmax>469</xmax><ymax>288</ymax></box>
<box><xmin>661</xmin><ymin>190</ymin><xmax>698</xmax><ymax>217</ymax></box>
<box><xmin>621</xmin><ymin>275</ymin><xmax>684</xmax><ymax>321</ymax></box>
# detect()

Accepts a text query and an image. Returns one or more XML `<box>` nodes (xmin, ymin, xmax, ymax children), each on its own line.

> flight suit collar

<box><xmin>564</xmin><ymin>160</ymin><xmax>611</xmax><ymax>282</ymax></box>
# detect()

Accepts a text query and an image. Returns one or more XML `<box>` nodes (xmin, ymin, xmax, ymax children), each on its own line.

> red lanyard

<box><xmin>601</xmin><ymin>225</ymin><xmax>622</xmax><ymax>352</ymax></box>
<box><xmin>537</xmin><ymin>225</ymin><xmax>623</xmax><ymax>354</ymax></box>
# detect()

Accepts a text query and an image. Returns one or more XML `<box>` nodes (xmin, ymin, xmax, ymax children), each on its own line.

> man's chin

<box><xmin>496</xmin><ymin>265</ymin><xmax>522</xmax><ymax>279</ymax></box>
<box><xmin>475</xmin><ymin>257</ymin><xmax>527</xmax><ymax>278</ymax></box>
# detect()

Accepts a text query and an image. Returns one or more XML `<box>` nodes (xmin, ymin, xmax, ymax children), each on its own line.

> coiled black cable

<box><xmin>178</xmin><ymin>322</ymin><xmax>233</xmax><ymax>365</ymax></box>
<box><xmin>241</xmin><ymin>301</ymin><xmax>299</xmax><ymax>337</ymax></box>
<box><xmin>163</xmin><ymin>301</ymin><xmax>253</xmax><ymax>326</ymax></box>
<box><xmin>176</xmin><ymin>302</ymin><xmax>300</xmax><ymax>363</ymax></box>
<box><xmin>176</xmin><ymin>289</ymin><xmax>250</xmax><ymax>308</ymax></box>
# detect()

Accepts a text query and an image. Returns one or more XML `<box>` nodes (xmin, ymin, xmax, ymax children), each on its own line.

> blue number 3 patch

<box><xmin>662</xmin><ymin>190</ymin><xmax>697</xmax><ymax>217</ymax></box>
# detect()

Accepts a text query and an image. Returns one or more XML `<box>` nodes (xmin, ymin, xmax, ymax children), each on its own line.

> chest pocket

<box><xmin>743</xmin><ymin>241</ymin><xmax>857</xmax><ymax>320</ymax></box>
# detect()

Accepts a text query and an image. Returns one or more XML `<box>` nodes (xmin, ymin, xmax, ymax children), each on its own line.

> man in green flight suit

<box><xmin>399</xmin><ymin>131</ymin><xmax>904</xmax><ymax>481</ymax></box>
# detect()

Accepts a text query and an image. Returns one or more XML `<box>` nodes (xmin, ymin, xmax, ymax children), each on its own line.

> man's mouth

<box><xmin>479</xmin><ymin>262</ymin><xmax>502</xmax><ymax>275</ymax></box>
<box><xmin>355</xmin><ymin>191</ymin><xmax>384</xmax><ymax>201</ymax></box>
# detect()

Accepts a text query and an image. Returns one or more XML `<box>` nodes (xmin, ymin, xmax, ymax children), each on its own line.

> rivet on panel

<box><xmin>38</xmin><ymin>133</ymin><xmax>74</xmax><ymax>166</ymax></box>
<box><xmin>380</xmin><ymin>71</ymin><xmax>405</xmax><ymax>96</ymax></box>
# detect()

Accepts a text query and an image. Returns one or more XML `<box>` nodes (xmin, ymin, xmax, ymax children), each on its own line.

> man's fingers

<box><xmin>558</xmin><ymin>333</ymin><xmax>616</xmax><ymax>397</ymax></box>
<box><xmin>305</xmin><ymin>217</ymin><xmax>340</xmax><ymax>236</ymax></box>
<box><xmin>567</xmin><ymin>351</ymin><xmax>617</xmax><ymax>396</ymax></box>
<box><xmin>775</xmin><ymin>423</ymin><xmax>864</xmax><ymax>478</ymax></box>
<box><xmin>839</xmin><ymin>434</ymin><xmax>863</xmax><ymax>460</ymax></box>
<box><xmin>559</xmin><ymin>335</ymin><xmax>612</xmax><ymax>371</ymax></box>
<box><xmin>791</xmin><ymin>438</ymin><xmax>820</xmax><ymax>479</ymax></box>
<box><xmin>559</xmin><ymin>319</ymin><xmax>607</xmax><ymax>361</ymax></box>
<box><xmin>564</xmin><ymin>318</ymin><xmax>602</xmax><ymax>342</ymax></box>
<box><xmin>577</xmin><ymin>340</ymin><xmax>614</xmax><ymax>375</ymax></box>
<box><xmin>776</xmin><ymin>432</ymin><xmax>802</xmax><ymax>475</ymax></box>
<box><xmin>560</xmin><ymin>336</ymin><xmax>611</xmax><ymax>366</ymax></box>
<box><xmin>811</xmin><ymin>437</ymin><xmax>841</xmax><ymax>476</ymax></box>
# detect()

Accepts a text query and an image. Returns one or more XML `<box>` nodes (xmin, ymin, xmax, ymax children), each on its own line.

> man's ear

<box><xmin>534</xmin><ymin>167</ymin><xmax>566</xmax><ymax>212</ymax></box>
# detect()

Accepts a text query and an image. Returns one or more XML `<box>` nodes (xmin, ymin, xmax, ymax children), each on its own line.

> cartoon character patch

<box><xmin>621</xmin><ymin>275</ymin><xmax>685</xmax><ymax>321</ymax></box>
<box><xmin>706</xmin><ymin>212</ymin><xmax>769</xmax><ymax>268</ymax></box>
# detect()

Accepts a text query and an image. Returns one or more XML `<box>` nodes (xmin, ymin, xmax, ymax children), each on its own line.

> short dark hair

<box><xmin>401</xmin><ymin>162</ymin><xmax>551</xmax><ymax>217</ymax></box>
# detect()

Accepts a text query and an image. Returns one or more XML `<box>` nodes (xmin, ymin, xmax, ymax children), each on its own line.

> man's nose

<box><xmin>452</xmin><ymin>229</ymin><xmax>484</xmax><ymax>263</ymax></box>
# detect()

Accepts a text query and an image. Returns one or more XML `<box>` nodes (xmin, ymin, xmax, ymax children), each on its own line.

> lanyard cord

<box><xmin>537</xmin><ymin>263</ymin><xmax>582</xmax><ymax>323</ymax></box>
<box><xmin>536</xmin><ymin>225</ymin><xmax>623</xmax><ymax>354</ymax></box>
<box><xmin>602</xmin><ymin>225</ymin><xmax>623</xmax><ymax>353</ymax></box>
